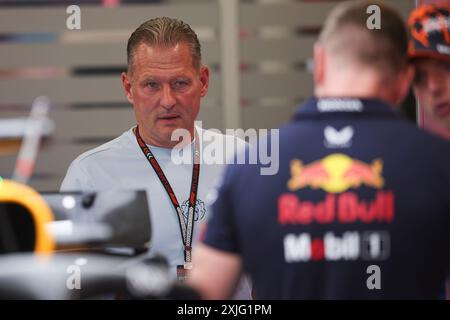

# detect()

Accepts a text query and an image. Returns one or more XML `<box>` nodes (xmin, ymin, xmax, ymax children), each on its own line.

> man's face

<box><xmin>121</xmin><ymin>42</ymin><xmax>209</xmax><ymax>147</ymax></box>
<box><xmin>413</xmin><ymin>58</ymin><xmax>450</xmax><ymax>129</ymax></box>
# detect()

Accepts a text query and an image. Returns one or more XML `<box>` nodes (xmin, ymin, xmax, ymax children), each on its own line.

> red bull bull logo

<box><xmin>288</xmin><ymin>153</ymin><xmax>384</xmax><ymax>193</ymax></box>
<box><xmin>281</xmin><ymin>153</ymin><xmax>395</xmax><ymax>225</ymax></box>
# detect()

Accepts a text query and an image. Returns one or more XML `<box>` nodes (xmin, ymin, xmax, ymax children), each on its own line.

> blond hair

<box><xmin>126</xmin><ymin>17</ymin><xmax>201</xmax><ymax>73</ymax></box>
<box><xmin>319</xmin><ymin>1</ymin><xmax>408</xmax><ymax>73</ymax></box>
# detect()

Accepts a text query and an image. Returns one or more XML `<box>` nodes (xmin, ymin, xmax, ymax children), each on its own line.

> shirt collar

<box><xmin>292</xmin><ymin>96</ymin><xmax>401</xmax><ymax>121</ymax></box>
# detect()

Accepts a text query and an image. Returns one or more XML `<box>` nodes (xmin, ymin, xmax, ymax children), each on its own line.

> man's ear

<box><xmin>199</xmin><ymin>65</ymin><xmax>210</xmax><ymax>97</ymax></box>
<box><xmin>313</xmin><ymin>43</ymin><xmax>326</xmax><ymax>93</ymax></box>
<box><xmin>394</xmin><ymin>64</ymin><xmax>414</xmax><ymax>105</ymax></box>
<box><xmin>121</xmin><ymin>72</ymin><xmax>134</xmax><ymax>104</ymax></box>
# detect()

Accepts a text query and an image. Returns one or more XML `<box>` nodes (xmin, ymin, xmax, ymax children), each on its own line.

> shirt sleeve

<box><xmin>202</xmin><ymin>164</ymin><xmax>240</xmax><ymax>254</ymax></box>
<box><xmin>60</xmin><ymin>160</ymin><xmax>95</xmax><ymax>191</ymax></box>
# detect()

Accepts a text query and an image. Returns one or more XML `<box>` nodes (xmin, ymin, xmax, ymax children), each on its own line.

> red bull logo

<box><xmin>288</xmin><ymin>153</ymin><xmax>384</xmax><ymax>193</ymax></box>
<box><xmin>278</xmin><ymin>191</ymin><xmax>394</xmax><ymax>225</ymax></box>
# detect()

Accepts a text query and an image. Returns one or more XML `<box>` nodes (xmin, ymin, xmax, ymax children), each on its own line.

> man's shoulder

<box><xmin>72</xmin><ymin>129</ymin><xmax>134</xmax><ymax>166</ymax></box>
<box><xmin>392</xmin><ymin>120</ymin><xmax>450</xmax><ymax>152</ymax></box>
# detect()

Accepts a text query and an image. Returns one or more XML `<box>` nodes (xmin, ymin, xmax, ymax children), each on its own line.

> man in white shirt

<box><xmin>61</xmin><ymin>17</ymin><xmax>250</xmax><ymax>298</ymax></box>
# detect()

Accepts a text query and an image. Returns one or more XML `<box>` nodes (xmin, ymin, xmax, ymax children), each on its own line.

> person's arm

<box><xmin>188</xmin><ymin>243</ymin><xmax>242</xmax><ymax>300</ymax></box>
<box><xmin>188</xmin><ymin>149</ymin><xmax>251</xmax><ymax>299</ymax></box>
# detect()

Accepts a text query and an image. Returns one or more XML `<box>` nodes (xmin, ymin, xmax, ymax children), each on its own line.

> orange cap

<box><xmin>408</xmin><ymin>4</ymin><xmax>450</xmax><ymax>62</ymax></box>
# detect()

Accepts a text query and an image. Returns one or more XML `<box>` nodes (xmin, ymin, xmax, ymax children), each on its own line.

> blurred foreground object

<box><xmin>0</xmin><ymin>252</ymin><xmax>199</xmax><ymax>300</ymax></box>
<box><xmin>0</xmin><ymin>180</ymin><xmax>198</xmax><ymax>299</ymax></box>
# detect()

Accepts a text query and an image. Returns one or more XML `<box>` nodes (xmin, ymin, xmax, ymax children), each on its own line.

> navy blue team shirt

<box><xmin>203</xmin><ymin>97</ymin><xmax>450</xmax><ymax>299</ymax></box>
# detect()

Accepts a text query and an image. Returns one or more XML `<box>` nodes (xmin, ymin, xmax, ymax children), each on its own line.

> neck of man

<box><xmin>316</xmin><ymin>65</ymin><xmax>399</xmax><ymax>106</ymax></box>
<box><xmin>137</xmin><ymin>125</ymin><xmax>195</xmax><ymax>149</ymax></box>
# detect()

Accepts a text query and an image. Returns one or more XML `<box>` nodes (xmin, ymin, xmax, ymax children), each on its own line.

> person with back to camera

<box><xmin>187</xmin><ymin>1</ymin><xmax>450</xmax><ymax>299</ymax></box>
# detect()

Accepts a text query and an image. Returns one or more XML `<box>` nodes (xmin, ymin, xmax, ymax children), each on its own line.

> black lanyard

<box><xmin>134</xmin><ymin>126</ymin><xmax>200</xmax><ymax>268</ymax></box>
